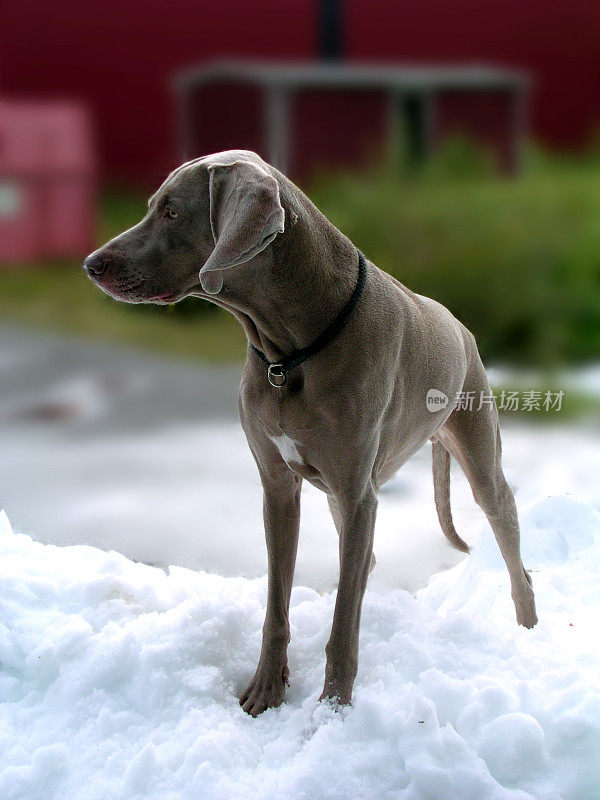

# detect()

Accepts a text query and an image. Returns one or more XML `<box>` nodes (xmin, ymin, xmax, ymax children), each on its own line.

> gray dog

<box><xmin>84</xmin><ymin>150</ymin><xmax>537</xmax><ymax>716</ymax></box>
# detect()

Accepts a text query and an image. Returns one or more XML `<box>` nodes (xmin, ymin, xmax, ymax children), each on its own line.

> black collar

<box><xmin>251</xmin><ymin>249</ymin><xmax>367</xmax><ymax>387</ymax></box>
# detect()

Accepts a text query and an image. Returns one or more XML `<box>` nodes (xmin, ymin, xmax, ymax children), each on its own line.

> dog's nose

<box><xmin>83</xmin><ymin>252</ymin><xmax>111</xmax><ymax>279</ymax></box>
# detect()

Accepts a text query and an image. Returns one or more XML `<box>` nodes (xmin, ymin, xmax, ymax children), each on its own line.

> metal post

<box><xmin>266</xmin><ymin>86</ymin><xmax>291</xmax><ymax>175</ymax></box>
<box><xmin>319</xmin><ymin>0</ymin><xmax>344</xmax><ymax>60</ymax></box>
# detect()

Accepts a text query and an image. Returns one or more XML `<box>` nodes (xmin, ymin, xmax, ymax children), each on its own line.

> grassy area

<box><xmin>0</xmin><ymin>191</ymin><xmax>247</xmax><ymax>363</ymax></box>
<box><xmin>0</xmin><ymin>263</ymin><xmax>246</xmax><ymax>363</ymax></box>
<box><xmin>1</xmin><ymin>150</ymin><xmax>599</xmax><ymax>372</ymax></box>
<box><xmin>484</xmin><ymin>383</ymin><xmax>598</xmax><ymax>423</ymax></box>
<box><xmin>309</xmin><ymin>154</ymin><xmax>600</xmax><ymax>368</ymax></box>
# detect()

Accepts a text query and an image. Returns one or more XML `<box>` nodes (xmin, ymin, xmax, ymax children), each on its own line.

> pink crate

<box><xmin>0</xmin><ymin>101</ymin><xmax>96</xmax><ymax>263</ymax></box>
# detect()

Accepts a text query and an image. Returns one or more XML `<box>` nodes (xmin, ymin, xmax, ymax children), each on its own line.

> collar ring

<box><xmin>267</xmin><ymin>364</ymin><xmax>287</xmax><ymax>387</ymax></box>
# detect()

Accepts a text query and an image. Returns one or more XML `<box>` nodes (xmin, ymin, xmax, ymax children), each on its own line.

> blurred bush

<box><xmin>309</xmin><ymin>141</ymin><xmax>600</xmax><ymax>367</ymax></box>
<box><xmin>1</xmin><ymin>144</ymin><xmax>599</xmax><ymax>369</ymax></box>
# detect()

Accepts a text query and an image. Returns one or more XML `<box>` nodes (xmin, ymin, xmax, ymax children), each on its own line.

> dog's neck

<box><xmin>205</xmin><ymin>186</ymin><xmax>359</xmax><ymax>364</ymax></box>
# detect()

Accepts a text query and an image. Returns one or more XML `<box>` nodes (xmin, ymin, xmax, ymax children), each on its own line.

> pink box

<box><xmin>0</xmin><ymin>101</ymin><xmax>96</xmax><ymax>263</ymax></box>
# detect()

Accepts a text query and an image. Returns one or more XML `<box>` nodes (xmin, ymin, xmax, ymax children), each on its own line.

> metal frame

<box><xmin>172</xmin><ymin>60</ymin><xmax>530</xmax><ymax>174</ymax></box>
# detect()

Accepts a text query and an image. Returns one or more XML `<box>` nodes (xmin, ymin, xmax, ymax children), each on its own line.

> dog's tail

<box><xmin>431</xmin><ymin>441</ymin><xmax>470</xmax><ymax>553</ymax></box>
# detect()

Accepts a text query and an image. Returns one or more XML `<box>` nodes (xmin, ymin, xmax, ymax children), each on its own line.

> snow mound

<box><xmin>1</xmin><ymin>496</ymin><xmax>600</xmax><ymax>800</ymax></box>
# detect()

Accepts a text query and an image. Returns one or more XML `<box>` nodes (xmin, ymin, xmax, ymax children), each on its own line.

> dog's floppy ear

<box><xmin>199</xmin><ymin>159</ymin><xmax>285</xmax><ymax>294</ymax></box>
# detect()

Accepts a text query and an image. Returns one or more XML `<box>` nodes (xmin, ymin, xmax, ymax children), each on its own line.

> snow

<box><xmin>1</xmin><ymin>329</ymin><xmax>599</xmax><ymax>797</ymax></box>
<box><xmin>2</xmin><ymin>474</ymin><xmax>600</xmax><ymax>799</ymax></box>
<box><xmin>2</xmin><ymin>420</ymin><xmax>599</xmax><ymax>596</ymax></box>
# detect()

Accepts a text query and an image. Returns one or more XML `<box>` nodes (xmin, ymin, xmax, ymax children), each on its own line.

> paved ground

<box><xmin>1</xmin><ymin>323</ymin><xmax>598</xmax><ymax>593</ymax></box>
<box><xmin>0</xmin><ymin>323</ymin><xmax>241</xmax><ymax>435</ymax></box>
<box><xmin>0</xmin><ymin>324</ymin><xmax>468</xmax><ymax>589</ymax></box>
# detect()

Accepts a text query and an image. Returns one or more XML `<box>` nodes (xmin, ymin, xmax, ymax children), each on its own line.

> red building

<box><xmin>2</xmin><ymin>0</ymin><xmax>599</xmax><ymax>184</ymax></box>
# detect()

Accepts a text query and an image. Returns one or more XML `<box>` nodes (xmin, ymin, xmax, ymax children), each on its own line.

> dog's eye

<box><xmin>166</xmin><ymin>208</ymin><xmax>179</xmax><ymax>219</ymax></box>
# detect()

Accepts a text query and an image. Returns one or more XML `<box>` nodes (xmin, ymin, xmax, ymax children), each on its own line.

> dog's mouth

<box><xmin>95</xmin><ymin>280</ymin><xmax>180</xmax><ymax>305</ymax></box>
<box><xmin>85</xmin><ymin>259</ymin><xmax>195</xmax><ymax>305</ymax></box>
<box><xmin>145</xmin><ymin>292</ymin><xmax>179</xmax><ymax>304</ymax></box>
<box><xmin>119</xmin><ymin>290</ymin><xmax>180</xmax><ymax>305</ymax></box>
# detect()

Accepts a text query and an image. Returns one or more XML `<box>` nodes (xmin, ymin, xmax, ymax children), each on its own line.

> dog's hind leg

<box><xmin>438</xmin><ymin>358</ymin><xmax>537</xmax><ymax>628</ymax></box>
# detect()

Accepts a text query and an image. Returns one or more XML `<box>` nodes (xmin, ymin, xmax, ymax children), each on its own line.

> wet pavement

<box><xmin>0</xmin><ymin>323</ymin><xmax>240</xmax><ymax>435</ymax></box>
<box><xmin>1</xmin><ymin>323</ymin><xmax>598</xmax><ymax>593</ymax></box>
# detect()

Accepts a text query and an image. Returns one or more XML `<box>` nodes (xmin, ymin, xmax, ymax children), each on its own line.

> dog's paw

<box><xmin>318</xmin><ymin>679</ymin><xmax>353</xmax><ymax>707</ymax></box>
<box><xmin>514</xmin><ymin>572</ymin><xmax>538</xmax><ymax>628</ymax></box>
<box><xmin>516</xmin><ymin>603</ymin><xmax>538</xmax><ymax>628</ymax></box>
<box><xmin>240</xmin><ymin>665</ymin><xmax>289</xmax><ymax>717</ymax></box>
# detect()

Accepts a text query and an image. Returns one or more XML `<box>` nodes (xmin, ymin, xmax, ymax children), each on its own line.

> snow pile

<box><xmin>2</xmin><ymin>493</ymin><xmax>600</xmax><ymax>800</ymax></box>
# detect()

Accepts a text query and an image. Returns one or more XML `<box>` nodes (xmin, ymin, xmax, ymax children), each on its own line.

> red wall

<box><xmin>1</xmin><ymin>0</ymin><xmax>316</xmax><ymax>184</ymax></box>
<box><xmin>347</xmin><ymin>0</ymin><xmax>600</xmax><ymax>150</ymax></box>
<box><xmin>2</xmin><ymin>0</ymin><xmax>599</xmax><ymax>183</ymax></box>
<box><xmin>291</xmin><ymin>89</ymin><xmax>388</xmax><ymax>178</ymax></box>
<box><xmin>193</xmin><ymin>83</ymin><xmax>265</xmax><ymax>159</ymax></box>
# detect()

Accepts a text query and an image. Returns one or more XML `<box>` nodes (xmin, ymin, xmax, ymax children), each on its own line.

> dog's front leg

<box><xmin>320</xmin><ymin>487</ymin><xmax>378</xmax><ymax>705</ymax></box>
<box><xmin>240</xmin><ymin>470</ymin><xmax>302</xmax><ymax>717</ymax></box>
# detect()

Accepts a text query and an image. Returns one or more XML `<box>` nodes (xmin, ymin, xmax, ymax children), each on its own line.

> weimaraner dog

<box><xmin>84</xmin><ymin>149</ymin><xmax>537</xmax><ymax>716</ymax></box>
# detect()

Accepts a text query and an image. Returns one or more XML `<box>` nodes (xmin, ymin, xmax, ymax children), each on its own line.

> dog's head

<box><xmin>83</xmin><ymin>150</ymin><xmax>285</xmax><ymax>303</ymax></box>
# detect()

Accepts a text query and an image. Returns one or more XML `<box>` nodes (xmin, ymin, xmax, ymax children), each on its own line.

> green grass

<box><xmin>1</xmin><ymin>149</ymin><xmax>599</xmax><ymax>373</ymax></box>
<box><xmin>0</xmin><ymin>190</ymin><xmax>247</xmax><ymax>363</ymax></box>
<box><xmin>0</xmin><ymin>263</ymin><xmax>246</xmax><ymax>363</ymax></box>
<box><xmin>487</xmin><ymin>383</ymin><xmax>598</xmax><ymax>423</ymax></box>
<box><xmin>309</xmin><ymin>154</ymin><xmax>600</xmax><ymax>368</ymax></box>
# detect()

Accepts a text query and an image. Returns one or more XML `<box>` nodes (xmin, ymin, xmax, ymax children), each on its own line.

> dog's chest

<box><xmin>267</xmin><ymin>428</ymin><xmax>332</xmax><ymax>491</ymax></box>
<box><xmin>241</xmin><ymin>371</ymin><xmax>344</xmax><ymax>490</ymax></box>
<box><xmin>253</xmin><ymin>391</ymin><xmax>333</xmax><ymax>486</ymax></box>
<box><xmin>268</xmin><ymin>432</ymin><xmax>304</xmax><ymax>466</ymax></box>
